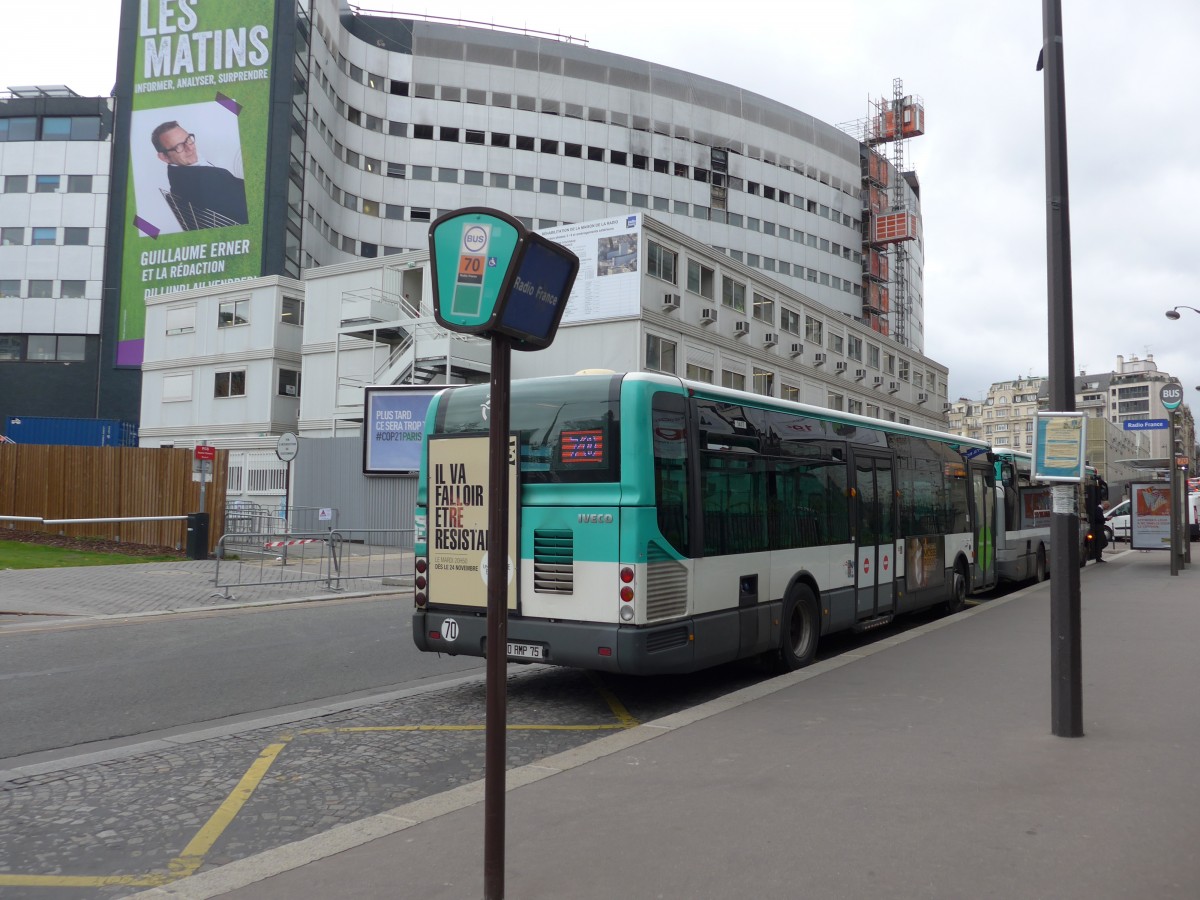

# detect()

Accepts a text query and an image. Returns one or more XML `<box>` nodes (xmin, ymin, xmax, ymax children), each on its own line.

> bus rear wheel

<box><xmin>944</xmin><ymin>561</ymin><xmax>968</xmax><ymax>615</ymax></box>
<box><xmin>772</xmin><ymin>585</ymin><xmax>819</xmax><ymax>673</ymax></box>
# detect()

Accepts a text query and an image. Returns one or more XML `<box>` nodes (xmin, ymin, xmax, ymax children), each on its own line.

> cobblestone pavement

<box><xmin>0</xmin><ymin>661</ymin><xmax>767</xmax><ymax>899</ymax></box>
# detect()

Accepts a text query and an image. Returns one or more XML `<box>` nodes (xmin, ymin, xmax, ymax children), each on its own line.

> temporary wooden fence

<box><xmin>0</xmin><ymin>444</ymin><xmax>227</xmax><ymax>554</ymax></box>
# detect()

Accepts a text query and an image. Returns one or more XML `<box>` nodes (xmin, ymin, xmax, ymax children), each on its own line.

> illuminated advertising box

<box><xmin>116</xmin><ymin>0</ymin><xmax>275</xmax><ymax>367</ymax></box>
<box><xmin>363</xmin><ymin>386</ymin><xmax>441</xmax><ymax>475</ymax></box>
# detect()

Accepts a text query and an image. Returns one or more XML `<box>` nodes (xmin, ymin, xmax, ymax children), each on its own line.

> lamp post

<box><xmin>1165</xmin><ymin>305</ymin><xmax>1200</xmax><ymax>320</ymax></box>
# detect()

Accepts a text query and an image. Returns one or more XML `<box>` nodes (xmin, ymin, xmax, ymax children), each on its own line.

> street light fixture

<box><xmin>1165</xmin><ymin>305</ymin><xmax>1200</xmax><ymax>320</ymax></box>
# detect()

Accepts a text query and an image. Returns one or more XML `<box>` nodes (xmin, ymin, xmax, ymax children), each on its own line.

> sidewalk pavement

<box><xmin>117</xmin><ymin>546</ymin><xmax>1200</xmax><ymax>900</ymax></box>
<box><xmin>0</xmin><ymin>556</ymin><xmax>405</xmax><ymax>622</ymax></box>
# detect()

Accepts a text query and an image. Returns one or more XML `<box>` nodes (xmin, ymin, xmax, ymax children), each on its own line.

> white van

<box><xmin>1105</xmin><ymin>493</ymin><xmax>1200</xmax><ymax>543</ymax></box>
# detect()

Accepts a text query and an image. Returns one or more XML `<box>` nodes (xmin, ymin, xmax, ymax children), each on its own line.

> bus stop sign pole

<box><xmin>1041</xmin><ymin>0</ymin><xmax>1084</xmax><ymax>738</ymax></box>
<box><xmin>484</xmin><ymin>334</ymin><xmax>511</xmax><ymax>900</ymax></box>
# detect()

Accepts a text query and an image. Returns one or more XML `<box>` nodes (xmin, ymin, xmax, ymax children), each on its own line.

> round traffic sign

<box><xmin>276</xmin><ymin>431</ymin><xmax>299</xmax><ymax>461</ymax></box>
<box><xmin>1160</xmin><ymin>381</ymin><xmax>1184</xmax><ymax>411</ymax></box>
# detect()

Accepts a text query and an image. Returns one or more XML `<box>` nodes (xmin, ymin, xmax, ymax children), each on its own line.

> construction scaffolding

<box><xmin>841</xmin><ymin>78</ymin><xmax>924</xmax><ymax>348</ymax></box>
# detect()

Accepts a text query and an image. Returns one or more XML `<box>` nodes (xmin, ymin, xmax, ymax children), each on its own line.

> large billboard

<box><xmin>539</xmin><ymin>214</ymin><xmax>642</xmax><ymax>325</ymax></box>
<box><xmin>117</xmin><ymin>0</ymin><xmax>275</xmax><ymax>367</ymax></box>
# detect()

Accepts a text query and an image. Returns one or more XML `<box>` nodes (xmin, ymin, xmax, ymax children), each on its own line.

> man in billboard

<box><xmin>152</xmin><ymin>120</ymin><xmax>249</xmax><ymax>230</ymax></box>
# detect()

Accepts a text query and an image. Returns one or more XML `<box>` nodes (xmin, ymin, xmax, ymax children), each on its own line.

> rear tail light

<box><xmin>618</xmin><ymin>565</ymin><xmax>635</xmax><ymax>621</ymax></box>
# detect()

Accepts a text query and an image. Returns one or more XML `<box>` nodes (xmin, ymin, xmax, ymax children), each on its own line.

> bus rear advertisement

<box><xmin>412</xmin><ymin>373</ymin><xmax>998</xmax><ymax>676</ymax></box>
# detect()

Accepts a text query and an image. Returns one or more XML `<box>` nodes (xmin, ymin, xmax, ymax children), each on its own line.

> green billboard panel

<box><xmin>116</xmin><ymin>0</ymin><xmax>276</xmax><ymax>366</ymax></box>
<box><xmin>429</xmin><ymin>209</ymin><xmax>522</xmax><ymax>332</ymax></box>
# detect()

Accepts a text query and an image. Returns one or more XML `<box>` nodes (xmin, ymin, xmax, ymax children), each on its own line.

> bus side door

<box><xmin>853</xmin><ymin>450</ymin><xmax>896</xmax><ymax>620</ymax></box>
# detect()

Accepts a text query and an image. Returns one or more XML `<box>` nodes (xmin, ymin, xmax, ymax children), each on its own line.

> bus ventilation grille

<box><xmin>645</xmin><ymin>541</ymin><xmax>687</xmax><ymax>621</ymax></box>
<box><xmin>533</xmin><ymin>529</ymin><xmax>574</xmax><ymax>594</ymax></box>
<box><xmin>646</xmin><ymin>626</ymin><xmax>690</xmax><ymax>653</ymax></box>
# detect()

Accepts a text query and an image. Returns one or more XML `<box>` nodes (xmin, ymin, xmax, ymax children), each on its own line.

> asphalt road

<box><xmin>0</xmin><ymin>595</ymin><xmax>483</xmax><ymax>761</ymax></box>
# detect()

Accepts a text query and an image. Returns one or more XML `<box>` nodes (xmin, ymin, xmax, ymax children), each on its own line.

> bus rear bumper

<box><xmin>412</xmin><ymin>609</ymin><xmax>705</xmax><ymax>675</ymax></box>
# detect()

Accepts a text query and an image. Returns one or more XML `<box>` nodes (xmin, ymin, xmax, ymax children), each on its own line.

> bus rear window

<box><xmin>436</xmin><ymin>376</ymin><xmax>620</xmax><ymax>484</ymax></box>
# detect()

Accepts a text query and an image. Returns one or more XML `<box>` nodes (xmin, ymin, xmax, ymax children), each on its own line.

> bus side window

<box><xmin>652</xmin><ymin>394</ymin><xmax>689</xmax><ymax>554</ymax></box>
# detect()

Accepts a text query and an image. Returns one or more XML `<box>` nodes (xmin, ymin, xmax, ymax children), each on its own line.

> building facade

<box><xmin>0</xmin><ymin>87</ymin><xmax>137</xmax><ymax>429</ymax></box>
<box><xmin>138</xmin><ymin>214</ymin><xmax>950</xmax><ymax>510</ymax></box>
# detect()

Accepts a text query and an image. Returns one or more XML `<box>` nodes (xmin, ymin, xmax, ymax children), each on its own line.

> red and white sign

<box><xmin>194</xmin><ymin>445</ymin><xmax>216</xmax><ymax>461</ymax></box>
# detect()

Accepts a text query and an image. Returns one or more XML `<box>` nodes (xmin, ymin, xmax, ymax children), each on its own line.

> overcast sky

<box><xmin>4</xmin><ymin>1</ymin><xmax>1199</xmax><ymax>405</ymax></box>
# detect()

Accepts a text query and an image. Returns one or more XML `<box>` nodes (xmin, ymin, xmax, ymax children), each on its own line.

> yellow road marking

<box><xmin>0</xmin><ymin>873</ymin><xmax>172</xmax><ymax>888</ymax></box>
<box><xmin>166</xmin><ymin>739</ymin><xmax>292</xmax><ymax>879</ymax></box>
<box><xmin>587</xmin><ymin>672</ymin><xmax>640</xmax><ymax>729</ymax></box>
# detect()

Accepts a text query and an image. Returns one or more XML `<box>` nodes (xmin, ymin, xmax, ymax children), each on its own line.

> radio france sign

<box><xmin>1124</xmin><ymin>419</ymin><xmax>1169</xmax><ymax>431</ymax></box>
<box><xmin>429</xmin><ymin>208</ymin><xmax>580</xmax><ymax>350</ymax></box>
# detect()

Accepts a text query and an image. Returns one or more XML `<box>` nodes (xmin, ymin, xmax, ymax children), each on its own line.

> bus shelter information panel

<box><xmin>427</xmin><ymin>435</ymin><xmax>517</xmax><ymax>610</ymax></box>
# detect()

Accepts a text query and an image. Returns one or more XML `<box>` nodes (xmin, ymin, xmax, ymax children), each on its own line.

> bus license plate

<box><xmin>507</xmin><ymin>641</ymin><xmax>544</xmax><ymax>660</ymax></box>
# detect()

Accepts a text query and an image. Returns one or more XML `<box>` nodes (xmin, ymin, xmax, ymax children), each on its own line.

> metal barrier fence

<box><xmin>213</xmin><ymin>529</ymin><xmax>414</xmax><ymax>600</ymax></box>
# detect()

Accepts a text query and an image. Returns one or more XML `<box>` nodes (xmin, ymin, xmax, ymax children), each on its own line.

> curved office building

<box><xmin>302</xmin><ymin>0</ymin><xmax>925</xmax><ymax>351</ymax></box>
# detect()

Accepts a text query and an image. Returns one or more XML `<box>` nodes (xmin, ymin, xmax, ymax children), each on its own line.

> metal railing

<box><xmin>212</xmin><ymin>528</ymin><xmax>414</xmax><ymax>600</ymax></box>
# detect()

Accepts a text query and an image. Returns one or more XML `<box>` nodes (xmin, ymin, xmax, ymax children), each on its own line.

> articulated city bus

<box><xmin>991</xmin><ymin>448</ymin><xmax>1102</xmax><ymax>581</ymax></box>
<box><xmin>412</xmin><ymin>372</ymin><xmax>996</xmax><ymax>675</ymax></box>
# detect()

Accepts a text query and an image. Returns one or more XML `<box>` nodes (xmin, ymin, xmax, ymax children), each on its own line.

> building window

<box><xmin>827</xmin><ymin>392</ymin><xmax>845</xmax><ymax>412</ymax></box>
<box><xmin>0</xmin><ymin>118</ymin><xmax>37</xmax><ymax>142</ymax></box>
<box><xmin>27</xmin><ymin>334</ymin><xmax>85</xmax><ymax>360</ymax></box>
<box><xmin>1</xmin><ymin>228</ymin><xmax>23</xmax><ymax>245</ymax></box>
<box><xmin>3</xmin><ymin>175</ymin><xmax>27</xmax><ymax>193</ymax></box>
<box><xmin>63</xmin><ymin>227</ymin><xmax>89</xmax><ymax>246</ymax></box>
<box><xmin>0</xmin><ymin>335</ymin><xmax>22</xmax><ymax>358</ymax></box>
<box><xmin>721</xmin><ymin>370</ymin><xmax>746</xmax><ymax>391</ymax></box>
<box><xmin>686</xmin><ymin>260</ymin><xmax>714</xmax><ymax>299</ymax></box>
<box><xmin>646</xmin><ymin>334</ymin><xmax>677</xmax><ymax>374</ymax></box>
<box><xmin>29</xmin><ymin>279</ymin><xmax>53</xmax><ymax>298</ymax></box>
<box><xmin>165</xmin><ymin>305</ymin><xmax>196</xmax><ymax>334</ymax></box>
<box><xmin>848</xmin><ymin>399</ymin><xmax>864</xmax><ymax>415</ymax></box>
<box><xmin>31</xmin><ymin>227</ymin><xmax>56</xmax><ymax>245</ymax></box>
<box><xmin>780</xmin><ymin>307</ymin><xmax>800</xmax><ymax>335</ymax></box>
<box><xmin>828</xmin><ymin>333</ymin><xmax>844</xmax><ymax>355</ymax></box>
<box><xmin>752</xmin><ymin>293</ymin><xmax>774</xmax><ymax>324</ymax></box>
<box><xmin>162</xmin><ymin>372</ymin><xmax>193</xmax><ymax>402</ymax></box>
<box><xmin>686</xmin><ymin>363</ymin><xmax>714</xmax><ymax>383</ymax></box>
<box><xmin>218</xmin><ymin>299</ymin><xmax>249</xmax><ymax>327</ymax></box>
<box><xmin>278</xmin><ymin>368</ymin><xmax>302</xmax><ymax>397</ymax></box>
<box><xmin>60</xmin><ymin>280</ymin><xmax>86</xmax><ymax>298</ymax></box>
<box><xmin>847</xmin><ymin>336</ymin><xmax>862</xmax><ymax>361</ymax></box>
<box><xmin>35</xmin><ymin>175</ymin><xmax>60</xmax><ymax>193</ymax></box>
<box><xmin>215</xmin><ymin>370</ymin><xmax>246</xmax><ymax>398</ymax></box>
<box><xmin>718</xmin><ymin>276</ymin><xmax>745</xmax><ymax>314</ymax></box>
<box><xmin>867</xmin><ymin>344</ymin><xmax>880</xmax><ymax>368</ymax></box>
<box><xmin>805</xmin><ymin>316</ymin><xmax>823</xmax><ymax>346</ymax></box>
<box><xmin>0</xmin><ymin>279</ymin><xmax>19</xmax><ymax>297</ymax></box>
<box><xmin>885</xmin><ymin>353</ymin><xmax>896</xmax><ymax>375</ymax></box>
<box><xmin>899</xmin><ymin>359</ymin><xmax>910</xmax><ymax>382</ymax></box>
<box><xmin>281</xmin><ymin>296</ymin><xmax>304</xmax><ymax>326</ymax></box>
<box><xmin>647</xmin><ymin>241</ymin><xmax>677</xmax><ymax>284</ymax></box>
<box><xmin>752</xmin><ymin>369</ymin><xmax>774</xmax><ymax>396</ymax></box>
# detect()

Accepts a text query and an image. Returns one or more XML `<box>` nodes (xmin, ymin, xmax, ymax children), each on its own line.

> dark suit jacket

<box><xmin>167</xmin><ymin>164</ymin><xmax>249</xmax><ymax>227</ymax></box>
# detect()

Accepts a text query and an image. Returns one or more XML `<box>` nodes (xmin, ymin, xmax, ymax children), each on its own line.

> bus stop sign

<box><xmin>429</xmin><ymin>207</ymin><xmax>579</xmax><ymax>350</ymax></box>
<box><xmin>1160</xmin><ymin>381</ymin><xmax>1183</xmax><ymax>411</ymax></box>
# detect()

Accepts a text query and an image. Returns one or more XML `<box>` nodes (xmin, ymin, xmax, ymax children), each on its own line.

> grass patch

<box><xmin>0</xmin><ymin>539</ymin><xmax>183</xmax><ymax>570</ymax></box>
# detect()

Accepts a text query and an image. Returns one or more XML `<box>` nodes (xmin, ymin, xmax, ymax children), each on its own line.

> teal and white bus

<box><xmin>412</xmin><ymin>372</ymin><xmax>997</xmax><ymax>675</ymax></box>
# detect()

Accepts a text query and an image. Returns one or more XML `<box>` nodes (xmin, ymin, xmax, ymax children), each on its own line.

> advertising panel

<box><xmin>117</xmin><ymin>0</ymin><xmax>275</xmax><ymax>367</ymax></box>
<box><xmin>1130</xmin><ymin>481</ymin><xmax>1172</xmax><ymax>550</ymax></box>
<box><xmin>539</xmin><ymin>215</ymin><xmax>642</xmax><ymax>324</ymax></box>
<box><xmin>1019</xmin><ymin>486</ymin><xmax>1052</xmax><ymax>528</ymax></box>
<box><xmin>363</xmin><ymin>386</ymin><xmax>440</xmax><ymax>474</ymax></box>
<box><xmin>427</xmin><ymin>434</ymin><xmax>518</xmax><ymax>610</ymax></box>
<box><xmin>905</xmin><ymin>536</ymin><xmax>945</xmax><ymax>590</ymax></box>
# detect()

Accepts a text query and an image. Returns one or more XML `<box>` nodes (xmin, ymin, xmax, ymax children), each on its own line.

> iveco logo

<box><xmin>577</xmin><ymin>513</ymin><xmax>614</xmax><ymax>524</ymax></box>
